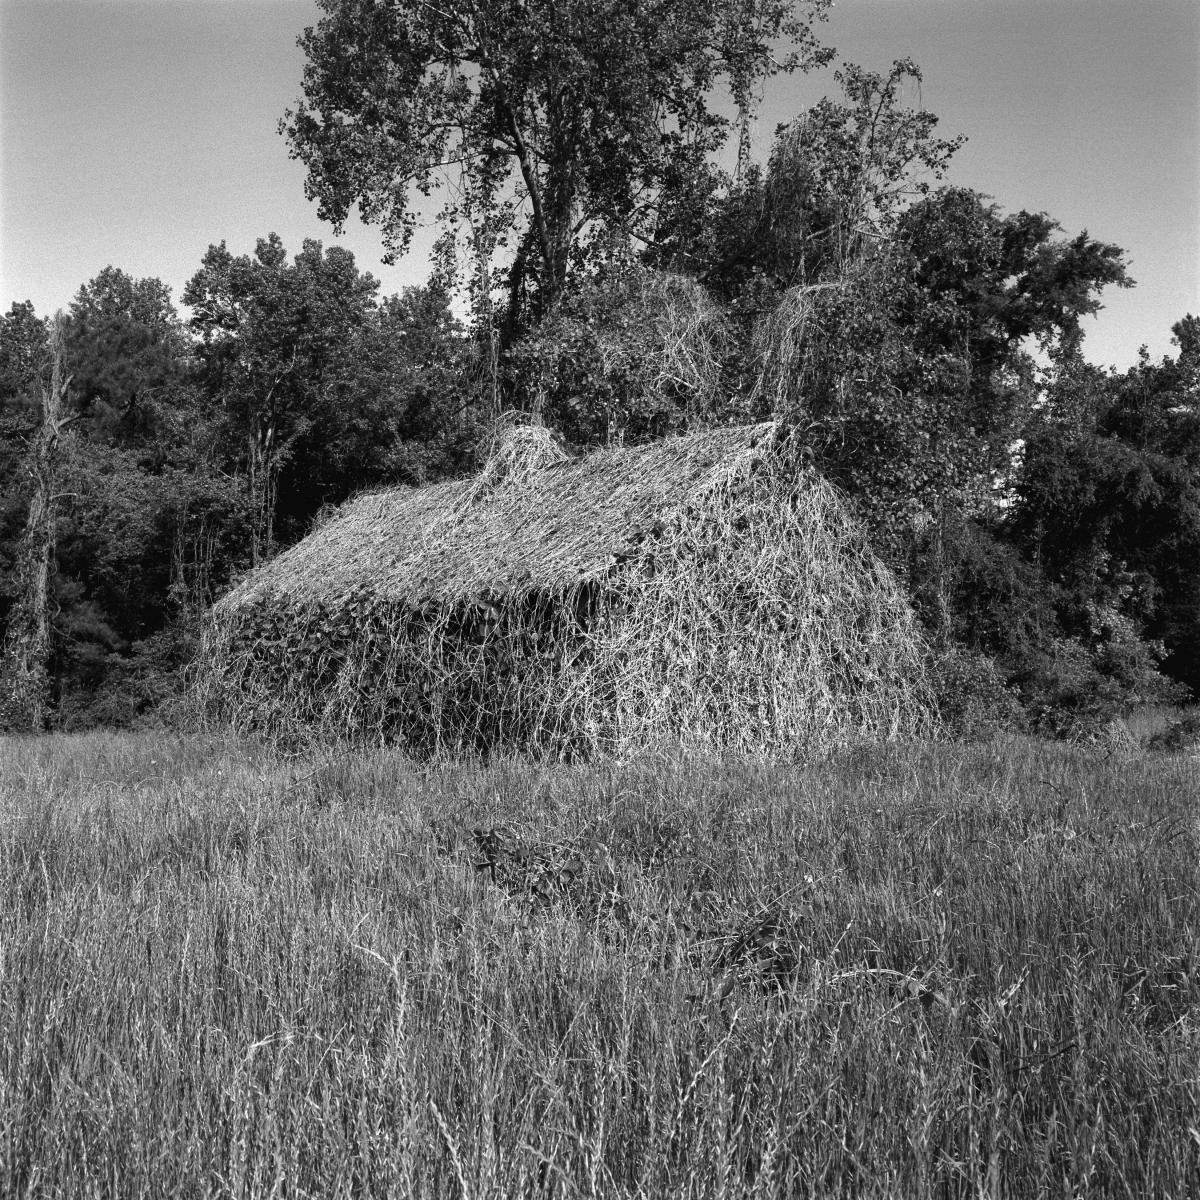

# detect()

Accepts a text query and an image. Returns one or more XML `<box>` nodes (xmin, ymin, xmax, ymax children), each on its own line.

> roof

<box><xmin>219</xmin><ymin>422</ymin><xmax>781</xmax><ymax>611</ymax></box>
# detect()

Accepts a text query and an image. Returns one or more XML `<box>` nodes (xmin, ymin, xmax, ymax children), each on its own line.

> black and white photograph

<box><xmin>1</xmin><ymin>1</ymin><xmax>1198</xmax><ymax>1195</ymax></box>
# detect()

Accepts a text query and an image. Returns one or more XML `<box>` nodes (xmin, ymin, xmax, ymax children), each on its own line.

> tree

<box><xmin>1</xmin><ymin>316</ymin><xmax>74</xmax><ymax>731</ymax></box>
<box><xmin>507</xmin><ymin>262</ymin><xmax>730</xmax><ymax>447</ymax></box>
<box><xmin>354</xmin><ymin>281</ymin><xmax>479</xmax><ymax>485</ymax></box>
<box><xmin>1</xmin><ymin>285</ymin><xmax>250</xmax><ymax>729</ymax></box>
<box><xmin>765</xmin><ymin>189</ymin><xmax>1132</xmax><ymax>526</ymax></box>
<box><xmin>63</xmin><ymin>267</ymin><xmax>190</xmax><ymax>450</ymax></box>
<box><xmin>185</xmin><ymin>235</ymin><xmax>380</xmax><ymax>561</ymax></box>
<box><xmin>692</xmin><ymin>177</ymin><xmax>1133</xmax><ymax>682</ymax></box>
<box><xmin>661</xmin><ymin>59</ymin><xmax>963</xmax><ymax>299</ymax></box>
<box><xmin>0</xmin><ymin>303</ymin><xmax>51</xmax><ymax>715</ymax></box>
<box><xmin>641</xmin><ymin>58</ymin><xmax>966</xmax><ymax>449</ymax></box>
<box><xmin>0</xmin><ymin>305</ymin><xmax>50</xmax><ymax>615</ymax></box>
<box><xmin>282</xmin><ymin>0</ymin><xmax>833</xmax><ymax>335</ymax></box>
<box><xmin>899</xmin><ymin>189</ymin><xmax>1131</xmax><ymax>410</ymax></box>
<box><xmin>43</xmin><ymin>438</ymin><xmax>253</xmax><ymax>729</ymax></box>
<box><xmin>0</xmin><ymin>302</ymin><xmax>48</xmax><ymax>411</ymax></box>
<box><xmin>1014</xmin><ymin>318</ymin><xmax>1200</xmax><ymax>695</ymax></box>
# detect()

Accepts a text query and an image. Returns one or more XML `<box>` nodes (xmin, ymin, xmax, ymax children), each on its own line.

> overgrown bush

<box><xmin>1006</xmin><ymin>630</ymin><xmax>1184</xmax><ymax>740</ymax></box>
<box><xmin>507</xmin><ymin>266</ymin><xmax>731</xmax><ymax>448</ymax></box>
<box><xmin>199</xmin><ymin>428</ymin><xmax>936</xmax><ymax>757</ymax></box>
<box><xmin>906</xmin><ymin>515</ymin><xmax>1186</xmax><ymax>738</ymax></box>
<box><xmin>53</xmin><ymin>611</ymin><xmax>205</xmax><ymax>732</ymax></box>
<box><xmin>929</xmin><ymin>646</ymin><xmax>1024</xmax><ymax>740</ymax></box>
<box><xmin>1145</xmin><ymin>710</ymin><xmax>1200</xmax><ymax>753</ymax></box>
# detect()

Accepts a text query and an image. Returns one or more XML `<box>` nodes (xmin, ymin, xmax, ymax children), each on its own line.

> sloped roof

<box><xmin>218</xmin><ymin>422</ymin><xmax>781</xmax><ymax>611</ymax></box>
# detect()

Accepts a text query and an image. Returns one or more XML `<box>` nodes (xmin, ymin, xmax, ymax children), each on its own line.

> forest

<box><xmin>1</xmin><ymin>0</ymin><xmax>1197</xmax><ymax>739</ymax></box>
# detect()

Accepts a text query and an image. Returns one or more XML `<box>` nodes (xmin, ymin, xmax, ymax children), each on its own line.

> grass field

<box><xmin>1</xmin><ymin>727</ymin><xmax>1197</xmax><ymax>1198</ymax></box>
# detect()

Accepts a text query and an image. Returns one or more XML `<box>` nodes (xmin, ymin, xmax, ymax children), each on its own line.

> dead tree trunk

<box><xmin>0</xmin><ymin>315</ymin><xmax>73</xmax><ymax>733</ymax></box>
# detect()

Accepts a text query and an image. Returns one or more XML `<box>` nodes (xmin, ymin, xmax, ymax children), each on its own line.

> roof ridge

<box><xmin>217</xmin><ymin>422</ymin><xmax>783</xmax><ymax>611</ymax></box>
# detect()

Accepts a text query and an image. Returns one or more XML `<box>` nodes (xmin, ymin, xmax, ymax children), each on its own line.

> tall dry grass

<box><xmin>1</xmin><ymin>728</ymin><xmax>1197</xmax><ymax>1197</ymax></box>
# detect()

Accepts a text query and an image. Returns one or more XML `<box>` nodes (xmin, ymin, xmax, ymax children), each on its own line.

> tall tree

<box><xmin>57</xmin><ymin>263</ymin><xmax>223</xmax><ymax>569</ymax></box>
<box><xmin>0</xmin><ymin>303</ymin><xmax>50</xmax><ymax>697</ymax></box>
<box><xmin>771</xmin><ymin>190</ymin><xmax>1132</xmax><ymax>524</ymax></box>
<box><xmin>899</xmin><ymin>188</ymin><xmax>1131</xmax><ymax>404</ymax></box>
<box><xmin>353</xmin><ymin>281</ymin><xmax>478</xmax><ymax>485</ymax></box>
<box><xmin>661</xmin><ymin>58</ymin><xmax>963</xmax><ymax>299</ymax></box>
<box><xmin>185</xmin><ymin>235</ymin><xmax>380</xmax><ymax>562</ymax></box>
<box><xmin>1014</xmin><ymin>317</ymin><xmax>1200</xmax><ymax>693</ymax></box>
<box><xmin>1</xmin><ymin>316</ymin><xmax>74</xmax><ymax>732</ymax></box>
<box><xmin>0</xmin><ymin>302</ymin><xmax>48</xmax><ymax>410</ymax></box>
<box><xmin>282</xmin><ymin>0</ymin><xmax>833</xmax><ymax>335</ymax></box>
<box><xmin>64</xmin><ymin>267</ymin><xmax>190</xmax><ymax>449</ymax></box>
<box><xmin>646</xmin><ymin>58</ymin><xmax>965</xmax><ymax>444</ymax></box>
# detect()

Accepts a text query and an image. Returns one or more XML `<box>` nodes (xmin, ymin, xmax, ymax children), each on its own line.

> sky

<box><xmin>1</xmin><ymin>0</ymin><xmax>1197</xmax><ymax>370</ymax></box>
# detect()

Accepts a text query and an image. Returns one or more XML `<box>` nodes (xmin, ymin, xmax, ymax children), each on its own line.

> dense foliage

<box><xmin>1</xmin><ymin>4</ymin><xmax>1195</xmax><ymax>731</ymax></box>
<box><xmin>283</xmin><ymin>0</ymin><xmax>833</xmax><ymax>333</ymax></box>
<box><xmin>1</xmin><ymin>256</ymin><xmax>480</xmax><ymax>729</ymax></box>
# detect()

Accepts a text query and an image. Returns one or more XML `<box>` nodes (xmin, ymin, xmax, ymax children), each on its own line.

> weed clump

<box><xmin>1147</xmin><ymin>710</ymin><xmax>1200</xmax><ymax>754</ymax></box>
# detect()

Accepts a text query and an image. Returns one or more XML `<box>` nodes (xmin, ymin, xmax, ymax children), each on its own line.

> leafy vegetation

<box><xmin>283</xmin><ymin>0</ymin><xmax>834</xmax><ymax>329</ymax></box>
<box><xmin>0</xmin><ymin>259</ymin><xmax>478</xmax><ymax>731</ymax></box>
<box><xmin>1</xmin><ymin>2</ymin><xmax>1196</xmax><ymax>734</ymax></box>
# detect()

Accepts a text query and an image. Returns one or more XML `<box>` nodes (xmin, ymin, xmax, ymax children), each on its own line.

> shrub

<box><xmin>1146</xmin><ymin>710</ymin><xmax>1200</xmax><ymax>753</ymax></box>
<box><xmin>929</xmin><ymin>646</ymin><xmax>1024</xmax><ymax>740</ymax></box>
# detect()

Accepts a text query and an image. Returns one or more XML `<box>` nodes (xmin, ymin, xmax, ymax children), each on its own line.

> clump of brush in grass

<box><xmin>196</xmin><ymin>421</ymin><xmax>936</xmax><ymax>758</ymax></box>
<box><xmin>1146</xmin><ymin>710</ymin><xmax>1200</xmax><ymax>753</ymax></box>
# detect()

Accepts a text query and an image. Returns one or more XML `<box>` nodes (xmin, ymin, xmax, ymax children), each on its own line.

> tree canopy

<box><xmin>283</xmin><ymin>0</ymin><xmax>833</xmax><ymax>331</ymax></box>
<box><xmin>1</xmin><ymin>3</ymin><xmax>1193</xmax><ymax>735</ymax></box>
<box><xmin>185</xmin><ymin>235</ymin><xmax>382</xmax><ymax>559</ymax></box>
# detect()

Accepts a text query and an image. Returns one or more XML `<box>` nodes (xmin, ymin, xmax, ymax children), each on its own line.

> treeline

<box><xmin>2</xmin><ymin>3</ymin><xmax>1197</xmax><ymax>734</ymax></box>
<box><xmin>0</xmin><ymin>251</ymin><xmax>478</xmax><ymax>729</ymax></box>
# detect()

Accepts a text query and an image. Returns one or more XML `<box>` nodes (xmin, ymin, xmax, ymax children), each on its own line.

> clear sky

<box><xmin>2</xmin><ymin>0</ymin><xmax>1197</xmax><ymax>369</ymax></box>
